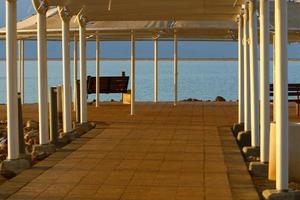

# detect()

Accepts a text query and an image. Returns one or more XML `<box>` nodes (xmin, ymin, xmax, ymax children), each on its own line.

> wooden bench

<box><xmin>270</xmin><ymin>83</ymin><xmax>300</xmax><ymax>116</ymax></box>
<box><xmin>87</xmin><ymin>72</ymin><xmax>129</xmax><ymax>94</ymax></box>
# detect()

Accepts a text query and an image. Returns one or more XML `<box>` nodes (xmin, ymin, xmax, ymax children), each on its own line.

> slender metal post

<box><xmin>18</xmin><ymin>40</ymin><xmax>25</xmax><ymax>104</ymax></box>
<box><xmin>243</xmin><ymin>5</ymin><xmax>251</xmax><ymax>132</ymax></box>
<box><xmin>238</xmin><ymin>15</ymin><xmax>244</xmax><ymax>124</ymax></box>
<box><xmin>18</xmin><ymin>40</ymin><xmax>21</xmax><ymax>93</ymax></box>
<box><xmin>73</xmin><ymin>35</ymin><xmax>78</xmax><ymax>111</ymax></box>
<box><xmin>130</xmin><ymin>32</ymin><xmax>135</xmax><ymax>115</ymax></box>
<box><xmin>96</xmin><ymin>34</ymin><xmax>100</xmax><ymax>107</ymax></box>
<box><xmin>35</xmin><ymin>2</ymin><xmax>49</xmax><ymax>144</ymax></box>
<box><xmin>78</xmin><ymin>16</ymin><xmax>87</xmax><ymax>123</ymax></box>
<box><xmin>6</xmin><ymin>0</ymin><xmax>19</xmax><ymax>160</ymax></box>
<box><xmin>273</xmin><ymin>34</ymin><xmax>276</xmax><ymax>120</ymax></box>
<box><xmin>59</xmin><ymin>8</ymin><xmax>72</xmax><ymax>133</ymax></box>
<box><xmin>274</xmin><ymin>0</ymin><xmax>288</xmax><ymax>191</ymax></box>
<box><xmin>249</xmin><ymin>0</ymin><xmax>260</xmax><ymax>147</ymax></box>
<box><xmin>173</xmin><ymin>33</ymin><xmax>178</xmax><ymax>106</ymax></box>
<box><xmin>20</xmin><ymin>40</ymin><xmax>25</xmax><ymax>104</ymax></box>
<box><xmin>154</xmin><ymin>39</ymin><xmax>158</xmax><ymax>103</ymax></box>
<box><xmin>76</xmin><ymin>80</ymin><xmax>81</xmax><ymax>123</ymax></box>
<box><xmin>260</xmin><ymin>0</ymin><xmax>270</xmax><ymax>163</ymax></box>
<box><xmin>17</xmin><ymin>93</ymin><xmax>25</xmax><ymax>155</ymax></box>
<box><xmin>56</xmin><ymin>85</ymin><xmax>62</xmax><ymax>124</ymax></box>
<box><xmin>49</xmin><ymin>87</ymin><xmax>58</xmax><ymax>145</ymax></box>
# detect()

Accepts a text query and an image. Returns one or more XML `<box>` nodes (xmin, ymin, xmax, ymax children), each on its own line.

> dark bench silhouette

<box><xmin>270</xmin><ymin>83</ymin><xmax>300</xmax><ymax>116</ymax></box>
<box><xmin>87</xmin><ymin>72</ymin><xmax>129</xmax><ymax>94</ymax></box>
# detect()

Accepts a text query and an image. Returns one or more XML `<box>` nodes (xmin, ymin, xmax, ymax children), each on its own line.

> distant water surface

<box><xmin>0</xmin><ymin>60</ymin><xmax>298</xmax><ymax>104</ymax></box>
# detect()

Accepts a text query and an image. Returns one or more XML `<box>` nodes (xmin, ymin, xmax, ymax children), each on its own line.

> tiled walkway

<box><xmin>0</xmin><ymin>102</ymin><xmax>259</xmax><ymax>200</ymax></box>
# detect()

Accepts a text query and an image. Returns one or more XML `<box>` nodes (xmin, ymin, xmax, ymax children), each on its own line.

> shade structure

<box><xmin>1</xmin><ymin>1</ymin><xmax>300</xmax><ymax>42</ymax></box>
<box><xmin>0</xmin><ymin>7</ymin><xmax>238</xmax><ymax>41</ymax></box>
<box><xmin>40</xmin><ymin>0</ymin><xmax>242</xmax><ymax>21</ymax></box>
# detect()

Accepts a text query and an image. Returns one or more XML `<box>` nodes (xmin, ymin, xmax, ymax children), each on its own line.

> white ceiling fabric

<box><xmin>0</xmin><ymin>1</ymin><xmax>300</xmax><ymax>41</ymax></box>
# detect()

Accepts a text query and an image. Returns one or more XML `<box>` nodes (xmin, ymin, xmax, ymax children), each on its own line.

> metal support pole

<box><xmin>130</xmin><ymin>32</ymin><xmax>135</xmax><ymax>115</ymax></box>
<box><xmin>56</xmin><ymin>85</ymin><xmax>62</xmax><ymax>124</ymax></box>
<box><xmin>96</xmin><ymin>34</ymin><xmax>100</xmax><ymax>107</ymax></box>
<box><xmin>78</xmin><ymin>16</ymin><xmax>87</xmax><ymax>123</ymax></box>
<box><xmin>17</xmin><ymin>93</ymin><xmax>25</xmax><ymax>155</ymax></box>
<box><xmin>49</xmin><ymin>87</ymin><xmax>58</xmax><ymax>145</ymax></box>
<box><xmin>249</xmin><ymin>0</ymin><xmax>260</xmax><ymax>147</ymax></box>
<box><xmin>274</xmin><ymin>0</ymin><xmax>288</xmax><ymax>191</ymax></box>
<box><xmin>76</xmin><ymin>80</ymin><xmax>81</xmax><ymax>123</ymax></box>
<box><xmin>154</xmin><ymin>39</ymin><xmax>158</xmax><ymax>103</ymax></box>
<box><xmin>18</xmin><ymin>40</ymin><xmax>25</xmax><ymax>104</ymax></box>
<box><xmin>6</xmin><ymin>0</ymin><xmax>19</xmax><ymax>160</ymax></box>
<box><xmin>20</xmin><ymin>40</ymin><xmax>25</xmax><ymax>104</ymax></box>
<box><xmin>273</xmin><ymin>34</ymin><xmax>276</xmax><ymax>120</ymax></box>
<box><xmin>260</xmin><ymin>0</ymin><xmax>270</xmax><ymax>163</ymax></box>
<box><xmin>73</xmin><ymin>35</ymin><xmax>78</xmax><ymax>111</ymax></box>
<box><xmin>35</xmin><ymin>4</ymin><xmax>49</xmax><ymax>144</ymax></box>
<box><xmin>173</xmin><ymin>33</ymin><xmax>178</xmax><ymax>106</ymax></box>
<box><xmin>60</xmin><ymin>8</ymin><xmax>72</xmax><ymax>133</ymax></box>
<box><xmin>238</xmin><ymin>15</ymin><xmax>244</xmax><ymax>124</ymax></box>
<box><xmin>243</xmin><ymin>6</ymin><xmax>251</xmax><ymax>132</ymax></box>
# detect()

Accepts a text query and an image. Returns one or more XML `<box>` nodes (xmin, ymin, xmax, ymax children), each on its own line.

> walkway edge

<box><xmin>218</xmin><ymin>126</ymin><xmax>260</xmax><ymax>200</ymax></box>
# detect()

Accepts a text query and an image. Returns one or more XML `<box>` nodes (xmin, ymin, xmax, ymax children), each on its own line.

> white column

<box><xmin>78</xmin><ymin>16</ymin><xmax>87</xmax><ymax>123</ymax></box>
<box><xmin>59</xmin><ymin>8</ymin><xmax>72</xmax><ymax>132</ymax></box>
<box><xmin>73</xmin><ymin>35</ymin><xmax>78</xmax><ymax>111</ymax></box>
<box><xmin>238</xmin><ymin>15</ymin><xmax>244</xmax><ymax>124</ymax></box>
<box><xmin>96</xmin><ymin>34</ymin><xmax>100</xmax><ymax>107</ymax></box>
<box><xmin>6</xmin><ymin>0</ymin><xmax>19</xmax><ymax>160</ymax></box>
<box><xmin>260</xmin><ymin>0</ymin><xmax>270</xmax><ymax>163</ymax></box>
<box><xmin>243</xmin><ymin>7</ymin><xmax>251</xmax><ymax>131</ymax></box>
<box><xmin>20</xmin><ymin>40</ymin><xmax>24</xmax><ymax>104</ymax></box>
<box><xmin>173</xmin><ymin>33</ymin><xmax>178</xmax><ymax>106</ymax></box>
<box><xmin>249</xmin><ymin>0</ymin><xmax>259</xmax><ymax>147</ymax></box>
<box><xmin>131</xmin><ymin>33</ymin><xmax>136</xmax><ymax>115</ymax></box>
<box><xmin>18</xmin><ymin>40</ymin><xmax>25</xmax><ymax>104</ymax></box>
<box><xmin>273</xmin><ymin>34</ymin><xmax>276</xmax><ymax>120</ymax></box>
<box><xmin>33</xmin><ymin>0</ymin><xmax>49</xmax><ymax>144</ymax></box>
<box><xmin>154</xmin><ymin>39</ymin><xmax>158</xmax><ymax>103</ymax></box>
<box><xmin>274</xmin><ymin>0</ymin><xmax>288</xmax><ymax>191</ymax></box>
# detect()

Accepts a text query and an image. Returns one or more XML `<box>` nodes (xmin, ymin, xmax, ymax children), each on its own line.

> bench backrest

<box><xmin>87</xmin><ymin>76</ymin><xmax>129</xmax><ymax>94</ymax></box>
<box><xmin>270</xmin><ymin>83</ymin><xmax>300</xmax><ymax>99</ymax></box>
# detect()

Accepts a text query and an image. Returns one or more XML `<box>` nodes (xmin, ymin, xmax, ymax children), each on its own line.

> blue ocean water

<box><xmin>0</xmin><ymin>60</ymin><xmax>298</xmax><ymax>104</ymax></box>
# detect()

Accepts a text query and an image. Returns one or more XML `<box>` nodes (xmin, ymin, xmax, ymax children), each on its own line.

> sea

<box><xmin>0</xmin><ymin>60</ymin><xmax>299</xmax><ymax>104</ymax></box>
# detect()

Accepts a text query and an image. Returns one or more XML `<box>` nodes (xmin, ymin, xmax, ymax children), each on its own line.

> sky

<box><xmin>0</xmin><ymin>0</ymin><xmax>300</xmax><ymax>59</ymax></box>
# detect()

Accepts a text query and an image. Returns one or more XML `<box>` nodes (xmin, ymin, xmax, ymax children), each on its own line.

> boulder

<box><xmin>26</xmin><ymin>120</ymin><xmax>39</xmax><ymax>130</ymax></box>
<box><xmin>24</xmin><ymin>130</ymin><xmax>39</xmax><ymax>139</ymax></box>
<box><xmin>215</xmin><ymin>96</ymin><xmax>226</xmax><ymax>102</ymax></box>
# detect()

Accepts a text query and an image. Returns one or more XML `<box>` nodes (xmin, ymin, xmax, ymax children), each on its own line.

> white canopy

<box><xmin>0</xmin><ymin>7</ymin><xmax>238</xmax><ymax>41</ymax></box>
<box><xmin>1</xmin><ymin>1</ymin><xmax>300</xmax><ymax>41</ymax></box>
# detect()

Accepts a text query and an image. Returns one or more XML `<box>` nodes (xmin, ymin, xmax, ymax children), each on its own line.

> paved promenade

<box><xmin>0</xmin><ymin>102</ymin><xmax>259</xmax><ymax>200</ymax></box>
